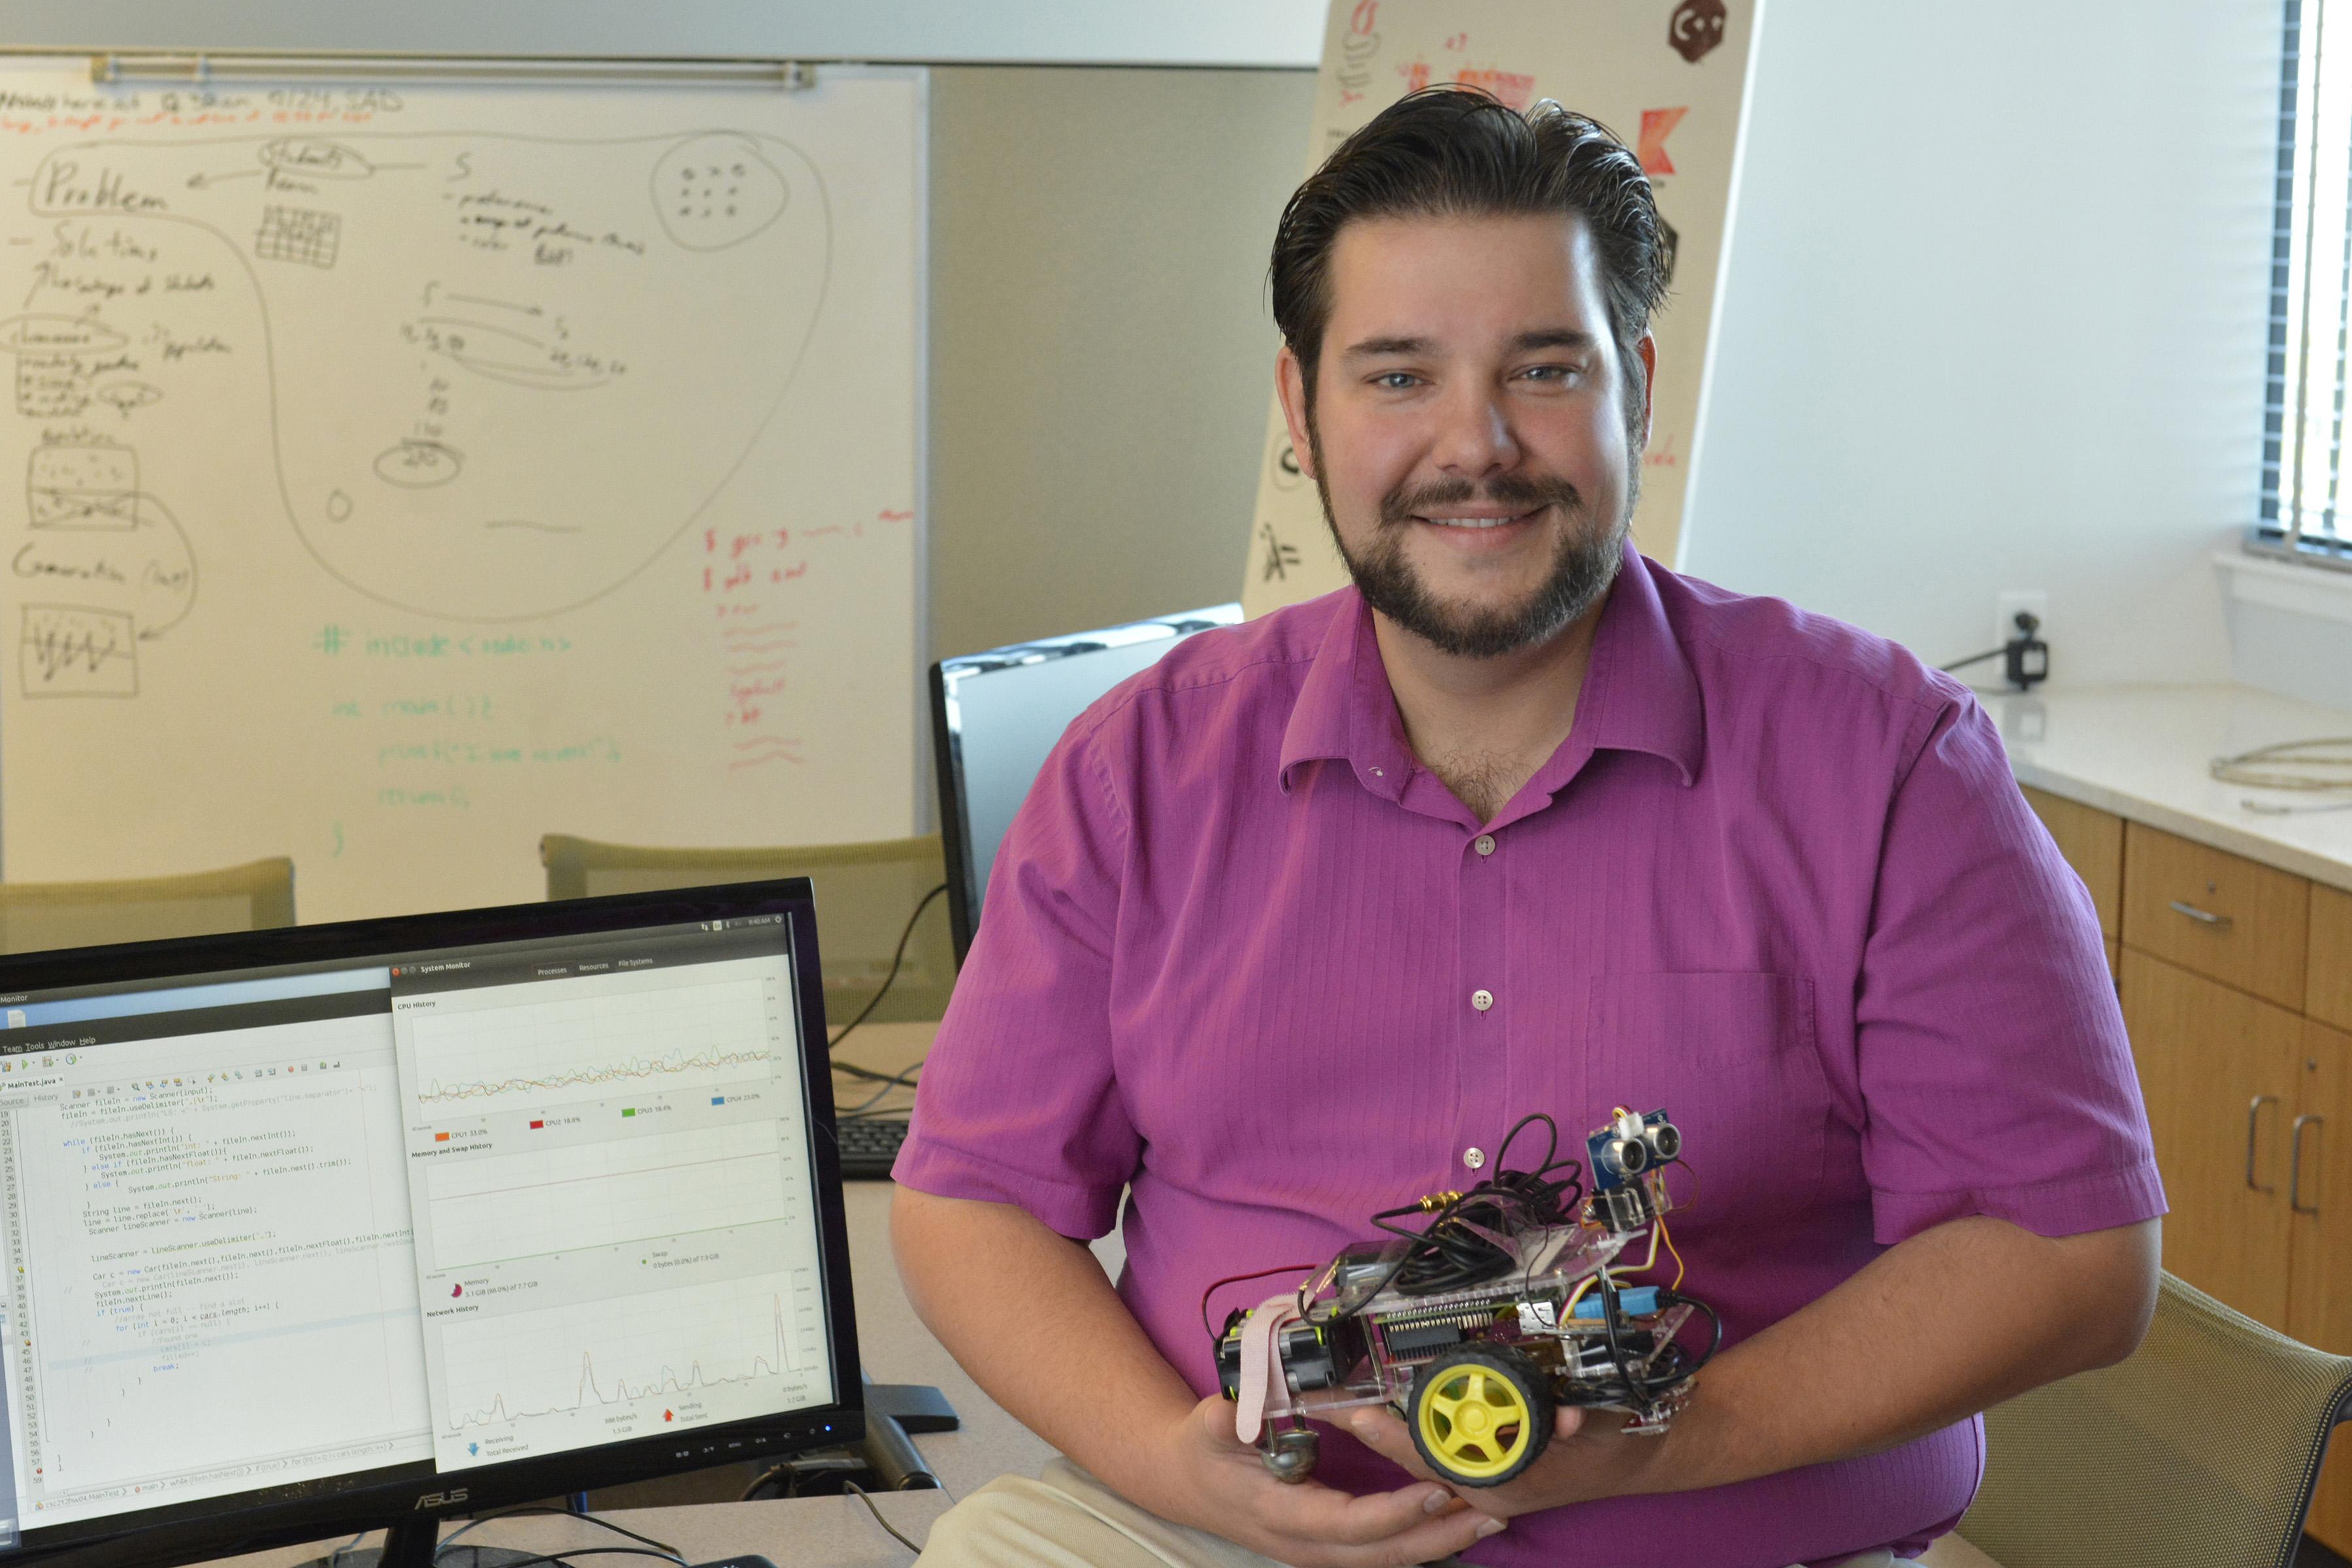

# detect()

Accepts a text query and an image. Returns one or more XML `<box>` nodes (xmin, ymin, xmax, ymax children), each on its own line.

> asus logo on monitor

<box><xmin>414</xmin><ymin>1490</ymin><xmax>468</xmax><ymax>1510</ymax></box>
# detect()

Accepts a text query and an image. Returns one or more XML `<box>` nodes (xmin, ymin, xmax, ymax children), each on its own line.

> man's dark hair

<box><xmin>1269</xmin><ymin>88</ymin><xmax>1668</xmax><ymax>442</ymax></box>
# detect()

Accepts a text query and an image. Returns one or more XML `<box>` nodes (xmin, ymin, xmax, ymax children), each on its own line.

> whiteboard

<box><xmin>0</xmin><ymin>62</ymin><xmax>925</xmax><ymax>924</ymax></box>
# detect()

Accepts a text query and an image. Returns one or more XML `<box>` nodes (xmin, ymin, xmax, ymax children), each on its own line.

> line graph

<box><xmin>433</xmin><ymin>1269</ymin><xmax>826</xmax><ymax>1465</ymax></box>
<box><xmin>406</xmin><ymin>973</ymin><xmax>775</xmax><ymax>1111</ymax></box>
<box><xmin>425</xmin><ymin>1120</ymin><xmax>790</xmax><ymax>1271</ymax></box>
<box><xmin>416</xmin><ymin>1043</ymin><xmax>770</xmax><ymax>1105</ymax></box>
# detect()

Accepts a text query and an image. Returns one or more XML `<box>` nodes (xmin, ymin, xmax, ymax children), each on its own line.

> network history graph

<box><xmin>433</xmin><ymin>1269</ymin><xmax>827</xmax><ymax>1467</ymax></box>
<box><xmin>406</xmin><ymin>975</ymin><xmax>774</xmax><ymax>1110</ymax></box>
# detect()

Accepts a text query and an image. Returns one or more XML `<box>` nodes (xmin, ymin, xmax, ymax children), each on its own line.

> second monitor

<box><xmin>930</xmin><ymin>604</ymin><xmax>1240</xmax><ymax>964</ymax></box>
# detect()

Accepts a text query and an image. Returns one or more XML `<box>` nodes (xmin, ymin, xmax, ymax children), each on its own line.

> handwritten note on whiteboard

<box><xmin>1241</xmin><ymin>1</ymin><xmax>1760</xmax><ymax>617</ymax></box>
<box><xmin>0</xmin><ymin>65</ymin><xmax>925</xmax><ymax>922</ymax></box>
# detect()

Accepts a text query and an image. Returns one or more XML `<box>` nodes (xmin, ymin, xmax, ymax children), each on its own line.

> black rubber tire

<box><xmin>1406</xmin><ymin>1345</ymin><xmax>1554</xmax><ymax>1488</ymax></box>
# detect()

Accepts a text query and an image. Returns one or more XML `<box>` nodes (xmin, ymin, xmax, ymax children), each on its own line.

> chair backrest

<box><xmin>1960</xmin><ymin>1271</ymin><xmax>2352</xmax><ymax>1568</ymax></box>
<box><xmin>0</xmin><ymin>858</ymin><xmax>297</xmax><ymax>955</ymax></box>
<box><xmin>540</xmin><ymin>834</ymin><xmax>955</xmax><ymax>1027</ymax></box>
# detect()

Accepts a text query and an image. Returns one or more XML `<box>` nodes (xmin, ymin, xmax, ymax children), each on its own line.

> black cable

<box><xmin>1664</xmin><ymin>1289</ymin><xmax>1724</xmax><ymax>1369</ymax></box>
<box><xmin>435</xmin><ymin>1548</ymin><xmax>689</xmax><ymax>1568</ymax></box>
<box><xmin>836</xmin><ymin>1060</ymin><xmax>925</xmax><ymax>1120</ymax></box>
<box><xmin>1599</xmin><ymin>1273</ymin><xmax>1644</xmax><ymax>1411</ymax></box>
<box><xmin>841</xmin><ymin>1480</ymin><xmax>923</xmax><ymax>1558</ymax></box>
<box><xmin>433</xmin><ymin>1509</ymin><xmax>682</xmax><ymax>1566</ymax></box>
<box><xmin>827</xmin><ymin>883</ymin><xmax>948</xmax><ymax>1053</ymax></box>
<box><xmin>1324</xmin><ymin>1113</ymin><xmax>1587</xmax><ymax>1310</ymax></box>
<box><xmin>1936</xmin><ymin>647</ymin><xmax>2004</xmax><ymax>674</ymax></box>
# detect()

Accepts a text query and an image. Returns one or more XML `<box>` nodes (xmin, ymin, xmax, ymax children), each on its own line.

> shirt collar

<box><xmin>1277</xmin><ymin>589</ymin><xmax>1414</xmax><ymax>800</ymax></box>
<box><xmin>1275</xmin><ymin>537</ymin><xmax>1703</xmax><ymax>799</ymax></box>
<box><xmin>1561</xmin><ymin>536</ymin><xmax>1704</xmax><ymax>789</ymax></box>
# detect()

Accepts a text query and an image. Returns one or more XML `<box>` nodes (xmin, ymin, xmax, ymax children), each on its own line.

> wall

<box><xmin>1680</xmin><ymin>0</ymin><xmax>2278</xmax><ymax>690</ymax></box>
<box><xmin>5</xmin><ymin>3</ymin><xmax>1326</xmax><ymax>67</ymax></box>
<box><xmin>926</xmin><ymin>65</ymin><xmax>1316</xmax><ymax>658</ymax></box>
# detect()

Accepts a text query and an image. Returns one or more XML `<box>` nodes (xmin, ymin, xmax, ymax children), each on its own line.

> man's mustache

<box><xmin>1379</xmin><ymin>474</ymin><xmax>1584</xmax><ymax>527</ymax></box>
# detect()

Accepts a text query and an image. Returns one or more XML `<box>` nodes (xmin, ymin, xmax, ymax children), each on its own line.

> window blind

<box><xmin>2255</xmin><ymin>0</ymin><xmax>2352</xmax><ymax>568</ymax></box>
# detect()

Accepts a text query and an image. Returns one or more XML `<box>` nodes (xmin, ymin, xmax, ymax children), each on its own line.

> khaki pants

<box><xmin>913</xmin><ymin>1458</ymin><xmax>1903</xmax><ymax>1568</ymax></box>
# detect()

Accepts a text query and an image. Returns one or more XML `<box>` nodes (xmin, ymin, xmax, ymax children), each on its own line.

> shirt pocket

<box><xmin>1583</xmin><ymin>972</ymin><xmax>1830</xmax><ymax>1228</ymax></box>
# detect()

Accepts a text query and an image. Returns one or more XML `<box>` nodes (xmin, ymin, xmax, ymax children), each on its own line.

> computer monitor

<box><xmin>930</xmin><ymin>604</ymin><xmax>1242</xmax><ymax>963</ymax></box>
<box><xmin>0</xmin><ymin>882</ymin><xmax>862</xmax><ymax>1568</ymax></box>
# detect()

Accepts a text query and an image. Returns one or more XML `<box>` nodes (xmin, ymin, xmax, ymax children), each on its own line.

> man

<box><xmin>892</xmin><ymin>89</ymin><xmax>2162</xmax><ymax>1568</ymax></box>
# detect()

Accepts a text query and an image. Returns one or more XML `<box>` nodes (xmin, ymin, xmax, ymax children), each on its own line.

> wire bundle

<box><xmin>1364</xmin><ymin>1113</ymin><xmax>1588</xmax><ymax>1298</ymax></box>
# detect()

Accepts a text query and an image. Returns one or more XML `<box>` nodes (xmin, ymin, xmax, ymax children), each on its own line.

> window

<box><xmin>2257</xmin><ymin>0</ymin><xmax>2352</xmax><ymax>568</ymax></box>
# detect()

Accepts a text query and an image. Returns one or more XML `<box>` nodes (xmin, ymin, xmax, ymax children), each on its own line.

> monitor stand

<box><xmin>299</xmin><ymin>1519</ymin><xmax>540</xmax><ymax>1568</ymax></box>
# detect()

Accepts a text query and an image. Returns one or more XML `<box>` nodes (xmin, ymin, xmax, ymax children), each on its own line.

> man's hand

<box><xmin>1154</xmin><ymin>1394</ymin><xmax>1505</xmax><ymax>1567</ymax></box>
<box><xmin>1338</xmin><ymin>1401</ymin><xmax>1651</xmax><ymax>1521</ymax></box>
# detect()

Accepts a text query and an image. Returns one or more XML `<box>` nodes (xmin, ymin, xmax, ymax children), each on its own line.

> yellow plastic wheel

<box><xmin>1407</xmin><ymin>1347</ymin><xmax>1553</xmax><ymax>1487</ymax></box>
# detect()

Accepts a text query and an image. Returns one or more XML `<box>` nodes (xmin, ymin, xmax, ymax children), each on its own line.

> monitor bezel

<box><xmin>0</xmin><ymin>879</ymin><xmax>864</xmax><ymax>1568</ymax></box>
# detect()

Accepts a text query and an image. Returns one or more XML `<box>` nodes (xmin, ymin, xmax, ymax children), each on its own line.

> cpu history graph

<box><xmin>404</xmin><ymin>975</ymin><xmax>774</xmax><ymax>1111</ymax></box>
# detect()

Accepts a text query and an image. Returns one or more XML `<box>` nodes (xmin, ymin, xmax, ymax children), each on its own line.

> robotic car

<box><xmin>1213</xmin><ymin>1109</ymin><xmax>1719</xmax><ymax>1489</ymax></box>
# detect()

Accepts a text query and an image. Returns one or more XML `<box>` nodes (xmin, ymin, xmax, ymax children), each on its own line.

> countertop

<box><xmin>1982</xmin><ymin>683</ymin><xmax>2352</xmax><ymax>891</ymax></box>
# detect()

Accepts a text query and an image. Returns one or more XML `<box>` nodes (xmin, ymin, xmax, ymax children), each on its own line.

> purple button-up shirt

<box><xmin>896</xmin><ymin>541</ymin><xmax>2163</xmax><ymax>1567</ymax></box>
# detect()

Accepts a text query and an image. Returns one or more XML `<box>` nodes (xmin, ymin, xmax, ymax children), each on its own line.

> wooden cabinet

<box><xmin>2122</xmin><ymin>823</ymin><xmax>2310</xmax><ymax>1009</ymax></box>
<box><xmin>2117</xmin><ymin>949</ymin><xmax>2302</xmax><ymax>1327</ymax></box>
<box><xmin>2310</xmin><ymin>885</ymin><xmax>2352</xmax><ymax>1032</ymax></box>
<box><xmin>2024</xmin><ymin>791</ymin><xmax>2352</xmax><ymax>1550</ymax></box>
<box><xmin>2291</xmin><ymin>1022</ymin><xmax>2352</xmax><ymax>1548</ymax></box>
<box><xmin>2022</xmin><ymin>785</ymin><xmax>2123</xmax><ymax>939</ymax></box>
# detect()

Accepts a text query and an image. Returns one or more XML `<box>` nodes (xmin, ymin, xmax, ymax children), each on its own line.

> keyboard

<box><xmin>836</xmin><ymin>1115</ymin><xmax>910</xmax><ymax>1180</ymax></box>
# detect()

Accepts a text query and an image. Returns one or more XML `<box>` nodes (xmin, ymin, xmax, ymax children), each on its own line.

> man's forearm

<box><xmin>890</xmin><ymin>1186</ymin><xmax>1200</xmax><ymax>1512</ymax></box>
<box><xmin>1643</xmin><ymin>1215</ymin><xmax>2160</xmax><ymax>1496</ymax></box>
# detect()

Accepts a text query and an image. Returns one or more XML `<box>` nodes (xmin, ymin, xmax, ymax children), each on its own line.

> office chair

<box><xmin>539</xmin><ymin>833</ymin><xmax>955</xmax><ymax>1026</ymax></box>
<box><xmin>1950</xmin><ymin>1271</ymin><xmax>2352</xmax><ymax>1568</ymax></box>
<box><xmin>0</xmin><ymin>857</ymin><xmax>296</xmax><ymax>955</ymax></box>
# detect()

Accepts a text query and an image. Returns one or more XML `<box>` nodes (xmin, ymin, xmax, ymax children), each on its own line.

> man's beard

<box><xmin>1311</xmin><ymin>427</ymin><xmax>1633</xmax><ymax>661</ymax></box>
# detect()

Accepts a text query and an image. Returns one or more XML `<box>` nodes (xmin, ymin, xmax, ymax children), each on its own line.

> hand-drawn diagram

<box><xmin>21</xmin><ymin>604</ymin><xmax>138</xmax><ymax>697</ymax></box>
<box><xmin>6</xmin><ymin>126</ymin><xmax>832</xmax><ymax>621</ymax></box>
<box><xmin>254</xmin><ymin>204</ymin><xmax>342</xmax><ymax>268</ymax></box>
<box><xmin>10</xmin><ymin>439</ymin><xmax>197</xmax><ymax>694</ymax></box>
<box><xmin>652</xmin><ymin>134</ymin><xmax>789</xmax><ymax>251</ymax></box>
<box><xmin>29</xmin><ymin>440</ymin><xmax>140</xmax><ymax>528</ymax></box>
<box><xmin>1</xmin><ymin>314</ymin><xmax>128</xmax><ymax>417</ymax></box>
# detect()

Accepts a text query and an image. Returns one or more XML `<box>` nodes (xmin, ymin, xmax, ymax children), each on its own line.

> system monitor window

<box><xmin>388</xmin><ymin>919</ymin><xmax>831</xmax><ymax>1472</ymax></box>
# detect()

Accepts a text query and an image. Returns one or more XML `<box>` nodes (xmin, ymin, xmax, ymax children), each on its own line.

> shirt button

<box><xmin>1463</xmin><ymin>1147</ymin><xmax>1486</xmax><ymax>1171</ymax></box>
<box><xmin>1471</xmin><ymin>988</ymin><xmax>1494</xmax><ymax>1012</ymax></box>
<box><xmin>1473</xmin><ymin>834</ymin><xmax>1496</xmax><ymax>857</ymax></box>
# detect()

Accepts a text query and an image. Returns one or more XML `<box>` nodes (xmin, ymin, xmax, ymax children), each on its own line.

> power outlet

<box><xmin>1995</xmin><ymin>591</ymin><xmax>2048</xmax><ymax>651</ymax></box>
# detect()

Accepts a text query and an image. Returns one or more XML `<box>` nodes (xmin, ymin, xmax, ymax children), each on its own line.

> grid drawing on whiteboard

<box><xmin>406</xmin><ymin>975</ymin><xmax>775</xmax><ymax>1110</ymax></box>
<box><xmin>434</xmin><ymin>1269</ymin><xmax>825</xmax><ymax>1448</ymax></box>
<box><xmin>425</xmin><ymin>1120</ymin><xmax>794</xmax><ymax>1271</ymax></box>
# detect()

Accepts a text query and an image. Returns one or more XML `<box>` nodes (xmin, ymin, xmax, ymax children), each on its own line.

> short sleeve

<box><xmin>889</xmin><ymin>719</ymin><xmax>1141</xmax><ymax>1240</ymax></box>
<box><xmin>1855</xmin><ymin>693</ymin><xmax>2166</xmax><ymax>1246</ymax></box>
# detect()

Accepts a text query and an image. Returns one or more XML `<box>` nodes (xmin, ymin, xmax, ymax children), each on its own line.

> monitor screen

<box><xmin>0</xmin><ymin>885</ymin><xmax>859</xmax><ymax>1566</ymax></box>
<box><xmin>930</xmin><ymin>604</ymin><xmax>1240</xmax><ymax>963</ymax></box>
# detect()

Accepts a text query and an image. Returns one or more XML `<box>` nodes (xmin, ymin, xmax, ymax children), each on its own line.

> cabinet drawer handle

<box><xmin>2169</xmin><ymin>900</ymin><xmax>2234</xmax><ymax>930</ymax></box>
<box><xmin>2249</xmin><ymin>1095</ymin><xmax>2281</xmax><ymax>1192</ymax></box>
<box><xmin>2293</xmin><ymin>1115</ymin><xmax>2325</xmax><ymax>1216</ymax></box>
